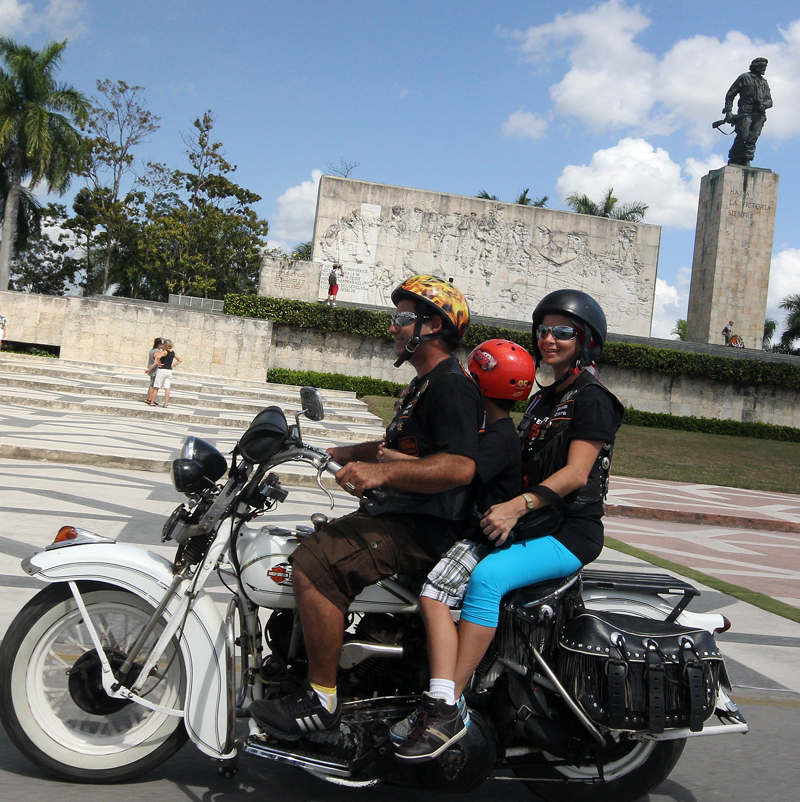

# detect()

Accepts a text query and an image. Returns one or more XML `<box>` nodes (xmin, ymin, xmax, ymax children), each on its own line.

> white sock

<box><xmin>429</xmin><ymin>678</ymin><xmax>456</xmax><ymax>706</ymax></box>
<box><xmin>310</xmin><ymin>682</ymin><xmax>337</xmax><ymax>712</ymax></box>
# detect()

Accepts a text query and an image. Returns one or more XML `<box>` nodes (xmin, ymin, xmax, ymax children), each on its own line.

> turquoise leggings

<box><xmin>459</xmin><ymin>536</ymin><xmax>583</xmax><ymax>628</ymax></box>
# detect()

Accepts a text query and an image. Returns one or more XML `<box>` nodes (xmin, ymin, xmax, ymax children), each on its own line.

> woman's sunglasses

<box><xmin>536</xmin><ymin>324</ymin><xmax>579</xmax><ymax>341</ymax></box>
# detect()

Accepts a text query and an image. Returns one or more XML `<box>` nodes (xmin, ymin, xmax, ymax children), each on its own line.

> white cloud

<box><xmin>512</xmin><ymin>1</ymin><xmax>800</xmax><ymax>146</ymax></box>
<box><xmin>502</xmin><ymin>108</ymin><xmax>547</xmax><ymax>140</ymax></box>
<box><xmin>650</xmin><ymin>267</ymin><xmax>691</xmax><ymax>339</ymax></box>
<box><xmin>767</xmin><ymin>248</ymin><xmax>800</xmax><ymax>336</ymax></box>
<box><xmin>556</xmin><ymin>137</ymin><xmax>725</xmax><ymax>229</ymax></box>
<box><xmin>270</xmin><ymin>169</ymin><xmax>322</xmax><ymax>243</ymax></box>
<box><xmin>0</xmin><ymin>0</ymin><xmax>87</xmax><ymax>38</ymax></box>
<box><xmin>0</xmin><ymin>0</ymin><xmax>30</xmax><ymax>33</ymax></box>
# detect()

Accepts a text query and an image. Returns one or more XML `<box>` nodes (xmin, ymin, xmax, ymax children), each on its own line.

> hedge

<box><xmin>622</xmin><ymin>407</ymin><xmax>800</xmax><ymax>443</ymax></box>
<box><xmin>265</xmin><ymin>367</ymin><xmax>800</xmax><ymax>442</ymax></box>
<box><xmin>267</xmin><ymin>368</ymin><xmax>405</xmax><ymax>398</ymax></box>
<box><xmin>227</xmin><ymin>294</ymin><xmax>800</xmax><ymax>391</ymax></box>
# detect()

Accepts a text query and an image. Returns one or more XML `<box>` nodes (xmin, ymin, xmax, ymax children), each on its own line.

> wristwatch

<box><xmin>522</xmin><ymin>493</ymin><xmax>537</xmax><ymax>511</ymax></box>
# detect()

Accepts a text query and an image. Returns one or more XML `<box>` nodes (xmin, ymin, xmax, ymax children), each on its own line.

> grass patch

<box><xmin>370</xmin><ymin>403</ymin><xmax>800</xmax><ymax>495</ymax></box>
<box><xmin>613</xmin><ymin>425</ymin><xmax>800</xmax><ymax>494</ymax></box>
<box><xmin>605</xmin><ymin>536</ymin><xmax>800</xmax><ymax>625</ymax></box>
<box><xmin>363</xmin><ymin>395</ymin><xmax>399</xmax><ymax>426</ymax></box>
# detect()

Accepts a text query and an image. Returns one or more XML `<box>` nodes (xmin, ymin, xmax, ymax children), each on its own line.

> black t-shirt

<box><xmin>519</xmin><ymin>373</ymin><xmax>623</xmax><ymax>564</ymax></box>
<box><xmin>475</xmin><ymin>417</ymin><xmax>522</xmax><ymax>512</ymax></box>
<box><xmin>363</xmin><ymin>355</ymin><xmax>484</xmax><ymax>553</ymax></box>
<box><xmin>466</xmin><ymin>416</ymin><xmax>522</xmax><ymax>546</ymax></box>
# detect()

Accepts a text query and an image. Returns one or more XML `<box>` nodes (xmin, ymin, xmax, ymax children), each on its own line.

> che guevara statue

<box><xmin>716</xmin><ymin>57</ymin><xmax>772</xmax><ymax>167</ymax></box>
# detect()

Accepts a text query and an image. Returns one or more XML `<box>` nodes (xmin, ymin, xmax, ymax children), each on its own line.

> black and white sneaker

<box><xmin>395</xmin><ymin>692</ymin><xmax>468</xmax><ymax>762</ymax></box>
<box><xmin>250</xmin><ymin>682</ymin><xmax>341</xmax><ymax>742</ymax></box>
<box><xmin>390</xmin><ymin>695</ymin><xmax>469</xmax><ymax>747</ymax></box>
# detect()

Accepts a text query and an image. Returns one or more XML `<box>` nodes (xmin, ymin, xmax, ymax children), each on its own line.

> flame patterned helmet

<box><xmin>391</xmin><ymin>275</ymin><xmax>470</xmax><ymax>342</ymax></box>
<box><xmin>468</xmin><ymin>339</ymin><xmax>536</xmax><ymax>401</ymax></box>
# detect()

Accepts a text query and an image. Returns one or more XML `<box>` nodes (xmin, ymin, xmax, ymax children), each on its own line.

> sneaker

<box><xmin>249</xmin><ymin>682</ymin><xmax>341</xmax><ymax>742</ymax></box>
<box><xmin>390</xmin><ymin>695</ymin><xmax>469</xmax><ymax>747</ymax></box>
<box><xmin>394</xmin><ymin>692</ymin><xmax>467</xmax><ymax>762</ymax></box>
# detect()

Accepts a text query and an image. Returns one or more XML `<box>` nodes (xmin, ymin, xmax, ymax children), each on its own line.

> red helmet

<box><xmin>467</xmin><ymin>339</ymin><xmax>535</xmax><ymax>401</ymax></box>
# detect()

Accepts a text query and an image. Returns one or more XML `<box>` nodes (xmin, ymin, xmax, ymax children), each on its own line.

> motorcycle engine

<box><xmin>341</xmin><ymin>613</ymin><xmax>428</xmax><ymax>697</ymax></box>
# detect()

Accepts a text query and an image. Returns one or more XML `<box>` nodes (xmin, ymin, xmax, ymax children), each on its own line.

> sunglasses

<box><xmin>536</xmin><ymin>324</ymin><xmax>579</xmax><ymax>341</ymax></box>
<box><xmin>392</xmin><ymin>311</ymin><xmax>431</xmax><ymax>327</ymax></box>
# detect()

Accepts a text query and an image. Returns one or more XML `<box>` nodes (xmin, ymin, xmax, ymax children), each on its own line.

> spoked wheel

<box><xmin>0</xmin><ymin>583</ymin><xmax>189</xmax><ymax>782</ymax></box>
<box><xmin>512</xmin><ymin>737</ymin><xmax>686</xmax><ymax>802</ymax></box>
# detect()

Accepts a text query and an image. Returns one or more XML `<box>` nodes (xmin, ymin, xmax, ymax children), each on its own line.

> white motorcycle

<box><xmin>0</xmin><ymin>389</ymin><xmax>749</xmax><ymax>800</ymax></box>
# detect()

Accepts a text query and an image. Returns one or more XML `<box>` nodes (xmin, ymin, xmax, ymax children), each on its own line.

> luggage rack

<box><xmin>581</xmin><ymin>569</ymin><xmax>700</xmax><ymax>621</ymax></box>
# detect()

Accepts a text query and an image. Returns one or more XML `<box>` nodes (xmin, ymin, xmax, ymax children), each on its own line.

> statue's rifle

<box><xmin>712</xmin><ymin>112</ymin><xmax>748</xmax><ymax>134</ymax></box>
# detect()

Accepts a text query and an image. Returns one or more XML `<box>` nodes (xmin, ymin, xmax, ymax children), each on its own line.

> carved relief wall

<box><xmin>310</xmin><ymin>176</ymin><xmax>660</xmax><ymax>336</ymax></box>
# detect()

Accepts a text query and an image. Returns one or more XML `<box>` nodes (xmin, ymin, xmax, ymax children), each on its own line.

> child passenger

<box><xmin>378</xmin><ymin>339</ymin><xmax>536</xmax><ymax>759</ymax></box>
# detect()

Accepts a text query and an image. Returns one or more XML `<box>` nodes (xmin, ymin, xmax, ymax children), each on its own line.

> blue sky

<box><xmin>2</xmin><ymin>0</ymin><xmax>799</xmax><ymax>338</ymax></box>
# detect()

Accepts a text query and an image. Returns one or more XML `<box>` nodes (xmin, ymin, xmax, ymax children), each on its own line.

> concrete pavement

<box><xmin>0</xmin><ymin>456</ymin><xmax>798</xmax><ymax>699</ymax></box>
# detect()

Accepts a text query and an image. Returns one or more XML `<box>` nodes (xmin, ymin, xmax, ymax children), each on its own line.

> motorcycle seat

<box><xmin>502</xmin><ymin>570</ymin><xmax>581</xmax><ymax>611</ymax></box>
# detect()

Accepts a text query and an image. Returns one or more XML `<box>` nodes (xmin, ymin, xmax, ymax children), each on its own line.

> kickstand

<box><xmin>217</xmin><ymin>756</ymin><xmax>239</xmax><ymax>778</ymax></box>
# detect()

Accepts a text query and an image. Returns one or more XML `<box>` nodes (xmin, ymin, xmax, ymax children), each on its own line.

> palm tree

<box><xmin>565</xmin><ymin>187</ymin><xmax>648</xmax><ymax>222</ymax></box>
<box><xmin>779</xmin><ymin>294</ymin><xmax>800</xmax><ymax>348</ymax></box>
<box><xmin>477</xmin><ymin>189</ymin><xmax>548</xmax><ymax>207</ymax></box>
<box><xmin>0</xmin><ymin>160</ymin><xmax>41</xmax><ymax>251</ymax></box>
<box><xmin>671</xmin><ymin>319</ymin><xmax>687</xmax><ymax>341</ymax></box>
<box><xmin>0</xmin><ymin>38</ymin><xmax>89</xmax><ymax>290</ymax></box>
<box><xmin>762</xmin><ymin>317</ymin><xmax>777</xmax><ymax>350</ymax></box>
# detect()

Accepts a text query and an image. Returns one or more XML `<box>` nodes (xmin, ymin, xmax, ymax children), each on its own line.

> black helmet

<box><xmin>531</xmin><ymin>289</ymin><xmax>607</xmax><ymax>368</ymax></box>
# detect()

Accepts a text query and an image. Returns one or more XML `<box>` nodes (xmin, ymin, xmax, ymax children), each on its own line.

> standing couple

<box><xmin>145</xmin><ymin>337</ymin><xmax>182</xmax><ymax>407</ymax></box>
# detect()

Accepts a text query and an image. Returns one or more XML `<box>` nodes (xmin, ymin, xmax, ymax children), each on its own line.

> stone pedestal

<box><xmin>686</xmin><ymin>165</ymin><xmax>778</xmax><ymax>349</ymax></box>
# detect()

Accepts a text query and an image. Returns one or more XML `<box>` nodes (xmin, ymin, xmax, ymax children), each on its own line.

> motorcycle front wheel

<box><xmin>0</xmin><ymin>582</ymin><xmax>189</xmax><ymax>783</ymax></box>
<box><xmin>512</xmin><ymin>737</ymin><xmax>686</xmax><ymax>802</ymax></box>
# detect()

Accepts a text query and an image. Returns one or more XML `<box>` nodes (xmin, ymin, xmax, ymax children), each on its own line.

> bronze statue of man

<box><xmin>721</xmin><ymin>57</ymin><xmax>772</xmax><ymax>167</ymax></box>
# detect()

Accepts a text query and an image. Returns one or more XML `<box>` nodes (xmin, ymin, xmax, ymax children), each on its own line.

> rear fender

<box><xmin>23</xmin><ymin>542</ymin><xmax>232</xmax><ymax>759</ymax></box>
<box><xmin>582</xmin><ymin>589</ymin><xmax>727</xmax><ymax>633</ymax></box>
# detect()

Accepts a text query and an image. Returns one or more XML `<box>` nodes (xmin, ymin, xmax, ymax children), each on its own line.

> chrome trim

<box><xmin>245</xmin><ymin>741</ymin><xmax>351</xmax><ymax>777</ymax></box>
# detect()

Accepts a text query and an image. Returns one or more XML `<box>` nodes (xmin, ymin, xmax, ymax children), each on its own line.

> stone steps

<box><xmin>0</xmin><ymin>373</ymin><xmax>377</xmax><ymax>425</ymax></box>
<box><xmin>0</xmin><ymin>356</ymin><xmax>387</xmax><ymax>473</ymax></box>
<box><xmin>0</xmin><ymin>354</ymin><xmax>363</xmax><ymax>407</ymax></box>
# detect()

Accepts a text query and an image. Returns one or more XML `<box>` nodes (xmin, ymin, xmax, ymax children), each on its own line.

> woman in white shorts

<box><xmin>146</xmin><ymin>339</ymin><xmax>182</xmax><ymax>407</ymax></box>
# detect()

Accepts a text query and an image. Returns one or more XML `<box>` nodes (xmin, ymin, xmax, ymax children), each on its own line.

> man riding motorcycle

<box><xmin>250</xmin><ymin>275</ymin><xmax>484</xmax><ymax>742</ymax></box>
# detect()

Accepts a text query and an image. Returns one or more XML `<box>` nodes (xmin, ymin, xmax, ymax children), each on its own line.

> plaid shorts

<box><xmin>419</xmin><ymin>539</ymin><xmax>489</xmax><ymax>608</ymax></box>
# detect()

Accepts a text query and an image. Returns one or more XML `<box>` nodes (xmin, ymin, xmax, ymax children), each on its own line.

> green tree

<box><xmin>132</xmin><ymin>112</ymin><xmax>270</xmax><ymax>299</ymax></box>
<box><xmin>671</xmin><ymin>319</ymin><xmax>687</xmax><ymax>341</ymax></box>
<box><xmin>80</xmin><ymin>79</ymin><xmax>159</xmax><ymax>294</ymax></box>
<box><xmin>565</xmin><ymin>187</ymin><xmax>648</xmax><ymax>222</ymax></box>
<box><xmin>477</xmin><ymin>189</ymin><xmax>548</xmax><ymax>207</ymax></box>
<box><xmin>291</xmin><ymin>241</ymin><xmax>312</xmax><ymax>261</ymax></box>
<box><xmin>9</xmin><ymin>203</ymin><xmax>77</xmax><ymax>294</ymax></box>
<box><xmin>763</xmin><ymin>317</ymin><xmax>777</xmax><ymax>350</ymax></box>
<box><xmin>0</xmin><ymin>160</ymin><xmax>42</xmax><ymax>250</ymax></box>
<box><xmin>779</xmin><ymin>294</ymin><xmax>800</xmax><ymax>348</ymax></box>
<box><xmin>0</xmin><ymin>38</ymin><xmax>88</xmax><ymax>290</ymax></box>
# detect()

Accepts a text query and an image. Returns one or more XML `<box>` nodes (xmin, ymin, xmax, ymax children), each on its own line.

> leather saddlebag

<box><xmin>558</xmin><ymin>611</ymin><xmax>724</xmax><ymax>733</ymax></box>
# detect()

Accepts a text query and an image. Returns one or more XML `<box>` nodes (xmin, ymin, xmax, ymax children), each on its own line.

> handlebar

<box><xmin>324</xmin><ymin>456</ymin><xmax>389</xmax><ymax>505</ymax></box>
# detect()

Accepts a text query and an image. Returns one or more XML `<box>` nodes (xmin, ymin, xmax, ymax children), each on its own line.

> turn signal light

<box><xmin>53</xmin><ymin>526</ymin><xmax>81</xmax><ymax>544</ymax></box>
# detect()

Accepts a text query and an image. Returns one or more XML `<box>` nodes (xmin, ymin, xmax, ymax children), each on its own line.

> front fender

<box><xmin>23</xmin><ymin>542</ymin><xmax>232</xmax><ymax>759</ymax></box>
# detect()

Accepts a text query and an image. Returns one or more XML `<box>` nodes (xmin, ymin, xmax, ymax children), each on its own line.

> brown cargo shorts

<box><xmin>289</xmin><ymin>510</ymin><xmax>439</xmax><ymax>614</ymax></box>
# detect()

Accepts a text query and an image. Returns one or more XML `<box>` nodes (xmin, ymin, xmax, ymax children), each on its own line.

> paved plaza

<box><xmin>1</xmin><ymin>355</ymin><xmax>799</xmax><ymax>701</ymax></box>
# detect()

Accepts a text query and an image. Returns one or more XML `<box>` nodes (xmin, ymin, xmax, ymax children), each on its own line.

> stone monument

<box><xmin>686</xmin><ymin>165</ymin><xmax>778</xmax><ymax>349</ymax></box>
<box><xmin>307</xmin><ymin>176</ymin><xmax>661</xmax><ymax>336</ymax></box>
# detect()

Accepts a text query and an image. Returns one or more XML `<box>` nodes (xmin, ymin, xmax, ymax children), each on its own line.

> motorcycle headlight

<box><xmin>172</xmin><ymin>437</ymin><xmax>228</xmax><ymax>494</ymax></box>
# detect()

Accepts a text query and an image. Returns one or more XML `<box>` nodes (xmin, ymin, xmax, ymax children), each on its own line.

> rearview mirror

<box><xmin>300</xmin><ymin>386</ymin><xmax>325</xmax><ymax>422</ymax></box>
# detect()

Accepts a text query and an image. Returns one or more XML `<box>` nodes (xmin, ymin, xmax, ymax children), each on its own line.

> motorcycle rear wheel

<box><xmin>512</xmin><ymin>737</ymin><xmax>686</xmax><ymax>802</ymax></box>
<box><xmin>0</xmin><ymin>583</ymin><xmax>189</xmax><ymax>783</ymax></box>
